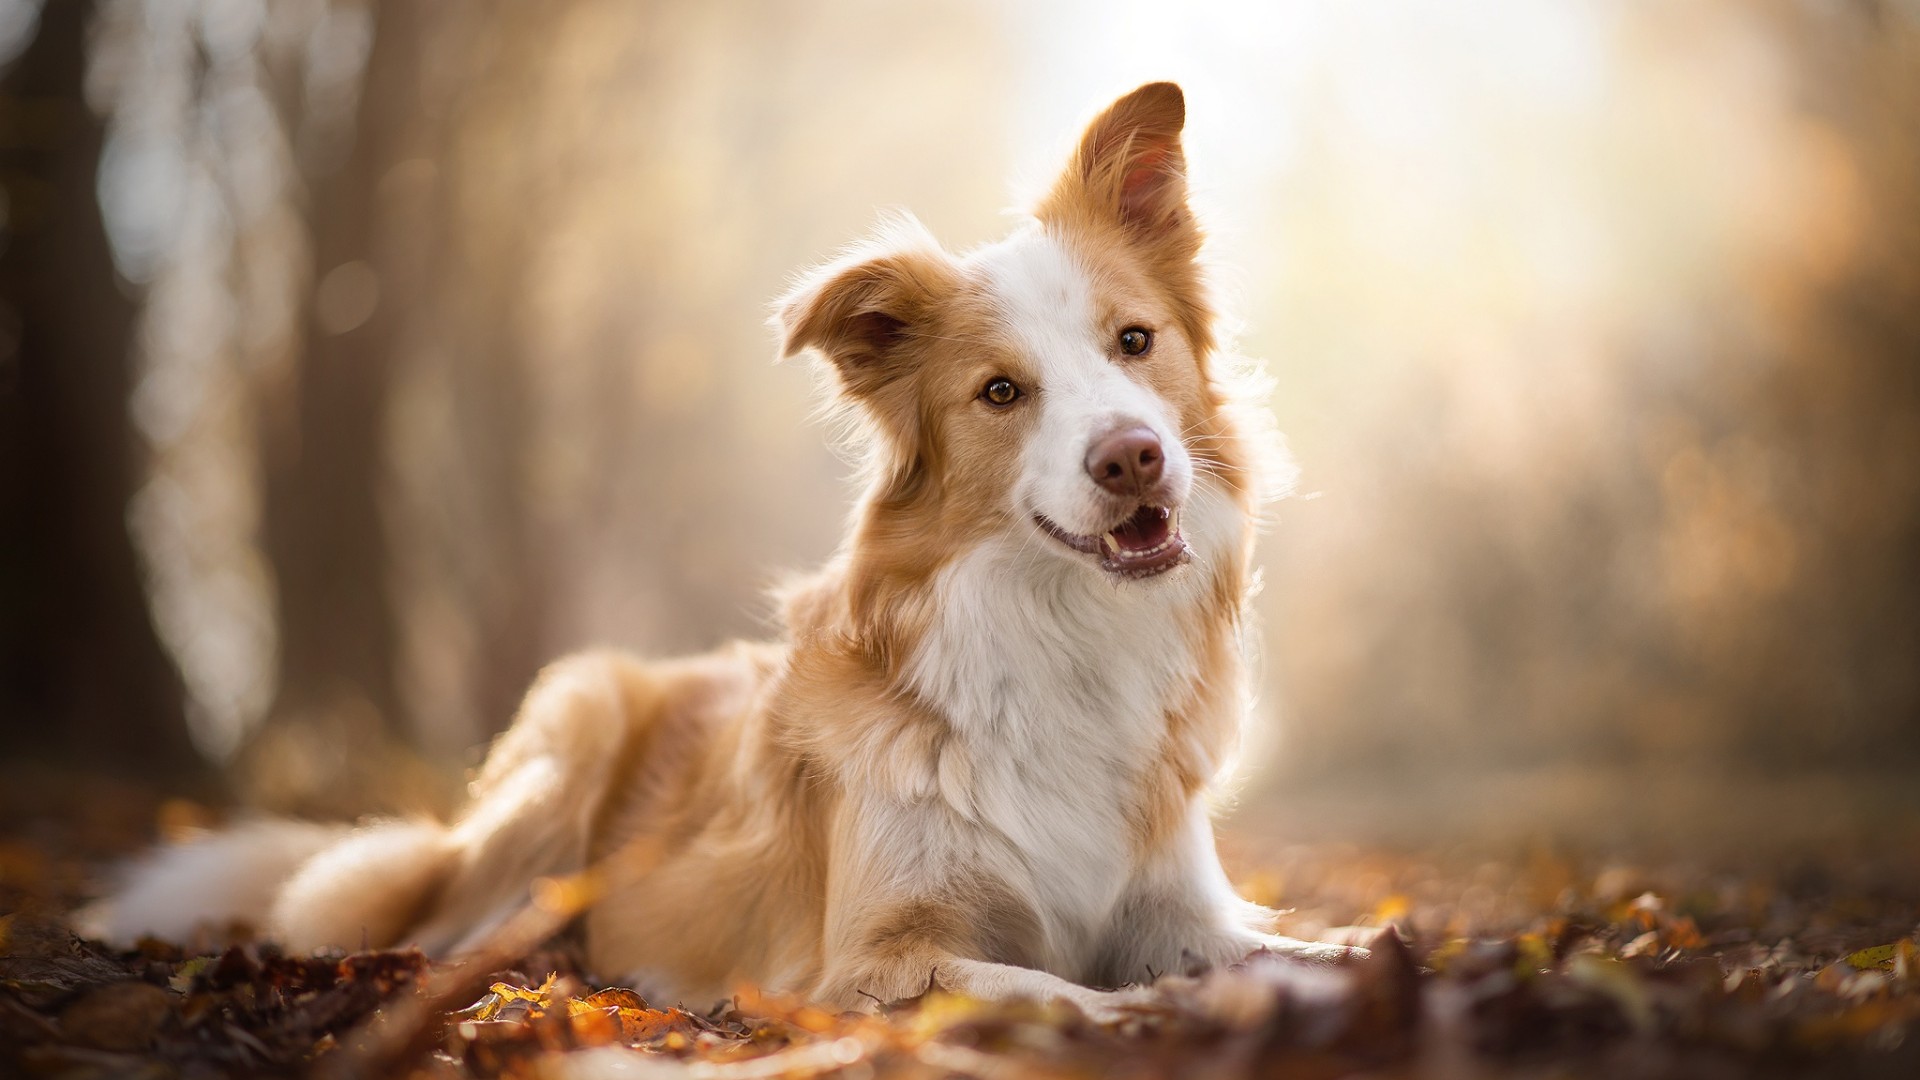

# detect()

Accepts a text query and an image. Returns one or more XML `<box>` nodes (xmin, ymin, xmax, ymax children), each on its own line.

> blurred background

<box><xmin>3</xmin><ymin>0</ymin><xmax>1917</xmax><ymax>866</ymax></box>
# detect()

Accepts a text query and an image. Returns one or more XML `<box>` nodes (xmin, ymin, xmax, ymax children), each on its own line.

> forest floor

<box><xmin>3</xmin><ymin>764</ymin><xmax>1919</xmax><ymax>1079</ymax></box>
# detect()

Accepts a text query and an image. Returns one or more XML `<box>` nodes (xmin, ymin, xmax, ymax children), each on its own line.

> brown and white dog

<box><xmin>83</xmin><ymin>83</ymin><xmax>1353</xmax><ymax>1017</ymax></box>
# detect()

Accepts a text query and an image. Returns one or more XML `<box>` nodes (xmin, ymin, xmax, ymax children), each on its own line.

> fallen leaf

<box><xmin>167</xmin><ymin>955</ymin><xmax>214</xmax><ymax>993</ymax></box>
<box><xmin>1846</xmin><ymin>943</ymin><xmax>1899</xmax><ymax>971</ymax></box>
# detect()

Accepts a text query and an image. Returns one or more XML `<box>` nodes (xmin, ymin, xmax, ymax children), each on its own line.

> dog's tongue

<box><xmin>1110</xmin><ymin>506</ymin><xmax>1172</xmax><ymax>553</ymax></box>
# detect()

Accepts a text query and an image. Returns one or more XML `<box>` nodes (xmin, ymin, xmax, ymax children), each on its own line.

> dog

<box><xmin>81</xmin><ymin>82</ymin><xmax>1355</xmax><ymax>1017</ymax></box>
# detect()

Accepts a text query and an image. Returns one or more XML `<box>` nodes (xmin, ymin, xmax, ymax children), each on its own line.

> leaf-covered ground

<box><xmin>3</xmin><ymin>767</ymin><xmax>1918</xmax><ymax>1079</ymax></box>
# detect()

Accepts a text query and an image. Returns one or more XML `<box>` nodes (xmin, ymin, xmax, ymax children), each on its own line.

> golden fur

<box><xmin>86</xmin><ymin>83</ymin><xmax>1354</xmax><ymax>1017</ymax></box>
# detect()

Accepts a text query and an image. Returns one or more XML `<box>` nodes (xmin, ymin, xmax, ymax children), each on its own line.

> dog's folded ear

<box><xmin>1041</xmin><ymin>81</ymin><xmax>1195</xmax><ymax>252</ymax></box>
<box><xmin>774</xmin><ymin>217</ymin><xmax>958</xmax><ymax>399</ymax></box>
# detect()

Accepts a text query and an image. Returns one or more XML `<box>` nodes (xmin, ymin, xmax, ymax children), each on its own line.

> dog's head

<box><xmin>778</xmin><ymin>83</ymin><xmax>1262</xmax><ymax>585</ymax></box>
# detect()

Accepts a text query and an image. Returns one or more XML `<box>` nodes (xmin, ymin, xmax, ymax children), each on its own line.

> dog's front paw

<box><xmin>1062</xmin><ymin>983</ymin><xmax>1160</xmax><ymax>1026</ymax></box>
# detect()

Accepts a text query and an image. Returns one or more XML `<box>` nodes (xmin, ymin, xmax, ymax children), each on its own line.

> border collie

<box><xmin>84</xmin><ymin>82</ymin><xmax>1354</xmax><ymax>1018</ymax></box>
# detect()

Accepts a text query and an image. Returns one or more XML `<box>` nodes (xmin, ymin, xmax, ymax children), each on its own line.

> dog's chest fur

<box><xmin>903</xmin><ymin>504</ymin><xmax>1225</xmax><ymax>975</ymax></box>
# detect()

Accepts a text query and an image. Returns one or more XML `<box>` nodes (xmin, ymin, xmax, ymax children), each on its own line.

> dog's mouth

<box><xmin>1035</xmin><ymin>505</ymin><xmax>1189</xmax><ymax>579</ymax></box>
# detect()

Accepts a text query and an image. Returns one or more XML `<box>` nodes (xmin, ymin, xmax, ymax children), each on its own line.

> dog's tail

<box><xmin>77</xmin><ymin>652</ymin><xmax>655</xmax><ymax>955</ymax></box>
<box><xmin>75</xmin><ymin>817</ymin><xmax>458</xmax><ymax>953</ymax></box>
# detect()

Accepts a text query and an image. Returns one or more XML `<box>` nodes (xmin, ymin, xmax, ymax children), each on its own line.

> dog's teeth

<box><xmin>1171</xmin><ymin>509</ymin><xmax>1181</xmax><ymax>535</ymax></box>
<box><xmin>1102</xmin><ymin>533</ymin><xmax>1120</xmax><ymax>555</ymax></box>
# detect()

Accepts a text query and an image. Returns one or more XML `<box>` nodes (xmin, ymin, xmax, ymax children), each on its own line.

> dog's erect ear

<box><xmin>1040</xmin><ymin>82</ymin><xmax>1194</xmax><ymax>248</ymax></box>
<box><xmin>774</xmin><ymin>221</ymin><xmax>957</xmax><ymax>399</ymax></box>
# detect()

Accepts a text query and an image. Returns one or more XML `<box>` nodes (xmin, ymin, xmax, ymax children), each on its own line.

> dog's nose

<box><xmin>1085</xmin><ymin>426</ymin><xmax>1164</xmax><ymax>496</ymax></box>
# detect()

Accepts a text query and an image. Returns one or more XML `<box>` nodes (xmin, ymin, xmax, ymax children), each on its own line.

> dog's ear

<box><xmin>1040</xmin><ymin>82</ymin><xmax>1214</xmax><ymax>357</ymax></box>
<box><xmin>1040</xmin><ymin>82</ymin><xmax>1194</xmax><ymax>251</ymax></box>
<box><xmin>774</xmin><ymin>222</ymin><xmax>956</xmax><ymax>399</ymax></box>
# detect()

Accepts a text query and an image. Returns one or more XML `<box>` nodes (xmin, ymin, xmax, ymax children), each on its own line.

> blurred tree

<box><xmin>0</xmin><ymin>0</ymin><xmax>208</xmax><ymax>783</ymax></box>
<box><xmin>245</xmin><ymin>0</ymin><xmax>414</xmax><ymax>791</ymax></box>
<box><xmin>241</xmin><ymin>0</ymin><xmax>560</xmax><ymax>812</ymax></box>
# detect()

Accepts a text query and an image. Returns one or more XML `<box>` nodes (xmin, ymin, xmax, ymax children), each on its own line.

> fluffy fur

<box><xmin>81</xmin><ymin>83</ymin><xmax>1352</xmax><ymax>1017</ymax></box>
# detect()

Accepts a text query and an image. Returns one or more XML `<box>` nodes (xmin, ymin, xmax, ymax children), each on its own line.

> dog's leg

<box><xmin>1096</xmin><ymin>802</ymin><xmax>1364</xmax><ymax>987</ymax></box>
<box><xmin>268</xmin><ymin>819</ymin><xmax>455</xmax><ymax>952</ymax></box>
<box><xmin>408</xmin><ymin>650</ymin><xmax>661</xmax><ymax>954</ymax></box>
<box><xmin>814</xmin><ymin>800</ymin><xmax>1156</xmax><ymax>1021</ymax></box>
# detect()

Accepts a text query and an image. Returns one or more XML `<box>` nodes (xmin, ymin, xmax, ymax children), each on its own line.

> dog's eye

<box><xmin>980</xmin><ymin>377</ymin><xmax>1022</xmax><ymax>407</ymax></box>
<box><xmin>1118</xmin><ymin>327</ymin><xmax>1153</xmax><ymax>356</ymax></box>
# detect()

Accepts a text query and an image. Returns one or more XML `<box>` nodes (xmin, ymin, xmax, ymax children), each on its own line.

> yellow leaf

<box><xmin>486</xmin><ymin>981</ymin><xmax>546</xmax><ymax>1006</ymax></box>
<box><xmin>1428</xmin><ymin>938</ymin><xmax>1468</xmax><ymax>973</ymax></box>
<box><xmin>1515</xmin><ymin>932</ymin><xmax>1554</xmax><ymax>975</ymax></box>
<box><xmin>1847</xmin><ymin>944</ymin><xmax>1899</xmax><ymax>971</ymax></box>
<box><xmin>168</xmin><ymin>955</ymin><xmax>215</xmax><ymax>994</ymax></box>
<box><xmin>471</xmin><ymin>973</ymin><xmax>559</xmax><ymax>1021</ymax></box>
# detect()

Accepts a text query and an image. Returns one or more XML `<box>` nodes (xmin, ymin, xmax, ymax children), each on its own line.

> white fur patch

<box><xmin>969</xmin><ymin>229</ymin><xmax>1194</xmax><ymax>538</ymax></box>
<box><xmin>74</xmin><ymin>820</ymin><xmax>347</xmax><ymax>946</ymax></box>
<box><xmin>883</xmin><ymin>227</ymin><xmax>1247</xmax><ymax>981</ymax></box>
<box><xmin>900</xmin><ymin>477</ymin><xmax>1240</xmax><ymax>978</ymax></box>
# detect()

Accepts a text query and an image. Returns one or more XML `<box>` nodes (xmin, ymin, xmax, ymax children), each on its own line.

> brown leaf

<box><xmin>614</xmin><ymin>1006</ymin><xmax>702</xmax><ymax>1046</ymax></box>
<box><xmin>0</xmin><ymin>953</ymin><xmax>134</xmax><ymax>1008</ymax></box>
<box><xmin>575</xmin><ymin>986</ymin><xmax>649</xmax><ymax>1012</ymax></box>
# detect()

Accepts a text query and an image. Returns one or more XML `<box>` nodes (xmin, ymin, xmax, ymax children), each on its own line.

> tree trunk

<box><xmin>0</xmin><ymin>1</ymin><xmax>209</xmax><ymax>784</ymax></box>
